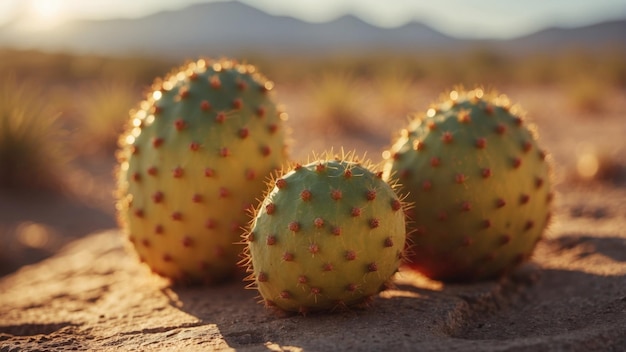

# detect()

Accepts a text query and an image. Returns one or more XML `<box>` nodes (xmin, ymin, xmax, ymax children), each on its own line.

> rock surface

<box><xmin>1</xmin><ymin>187</ymin><xmax>626</xmax><ymax>352</ymax></box>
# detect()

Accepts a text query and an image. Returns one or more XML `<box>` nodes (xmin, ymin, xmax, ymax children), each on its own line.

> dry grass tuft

<box><xmin>0</xmin><ymin>75</ymin><xmax>70</xmax><ymax>191</ymax></box>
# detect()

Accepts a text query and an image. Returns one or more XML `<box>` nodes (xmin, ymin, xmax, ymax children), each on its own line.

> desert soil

<box><xmin>0</xmin><ymin>87</ymin><xmax>625</xmax><ymax>351</ymax></box>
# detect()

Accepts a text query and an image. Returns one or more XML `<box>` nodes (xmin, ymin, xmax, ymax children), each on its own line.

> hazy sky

<box><xmin>1</xmin><ymin>0</ymin><xmax>625</xmax><ymax>38</ymax></box>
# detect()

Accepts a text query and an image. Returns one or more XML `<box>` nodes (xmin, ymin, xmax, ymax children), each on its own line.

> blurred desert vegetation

<box><xmin>0</xmin><ymin>46</ymin><xmax>625</xmax><ymax>192</ymax></box>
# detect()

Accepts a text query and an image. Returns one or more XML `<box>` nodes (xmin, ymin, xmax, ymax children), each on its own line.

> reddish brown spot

<box><xmin>163</xmin><ymin>254</ymin><xmax>172</xmax><ymax>262</ymax></box>
<box><xmin>513</xmin><ymin>116</ymin><xmax>523</xmax><ymax>126</ymax></box>
<box><xmin>189</xmin><ymin>142</ymin><xmax>200</xmax><ymax>151</ymax></box>
<box><xmin>265</xmin><ymin>203</ymin><xmax>276</xmax><ymax>215</ymax></box>
<box><xmin>215</xmin><ymin>112</ymin><xmax>226</xmax><ymax>124</ymax></box>
<box><xmin>323</xmin><ymin>263</ymin><xmax>334</xmax><ymax>272</ymax></box>
<box><xmin>171</xmin><ymin>212</ymin><xmax>182</xmax><ymax>221</ymax></box>
<box><xmin>147</xmin><ymin>167</ymin><xmax>158</xmax><ymax>176</ymax></box>
<box><xmin>482</xmin><ymin>219</ymin><xmax>492</xmax><ymax>228</ymax></box>
<box><xmin>331</xmin><ymin>226</ymin><xmax>342</xmax><ymax>236</ymax></box>
<box><xmin>310</xmin><ymin>287</ymin><xmax>321</xmax><ymax>295</ymax></box>
<box><xmin>496</xmin><ymin>198</ymin><xmax>506</xmax><ymax>208</ymax></box>
<box><xmin>243</xmin><ymin>168</ymin><xmax>256</xmax><ymax>180</ymax></box>
<box><xmin>367</xmin><ymin>263</ymin><xmax>378</xmax><ymax>272</ymax></box>
<box><xmin>204</xmin><ymin>168</ymin><xmax>215</xmax><ymax>177</ymax></box>
<box><xmin>484</xmin><ymin>253</ymin><xmax>496</xmax><ymax>262</ymax></box>
<box><xmin>400</xmin><ymin>169</ymin><xmax>411</xmax><ymax>179</ymax></box>
<box><xmin>257</xmin><ymin>272</ymin><xmax>268</xmax><ymax>282</ymax></box>
<box><xmin>340</xmin><ymin>168</ymin><xmax>352</xmax><ymax>179</ymax></box>
<box><xmin>256</xmin><ymin>106</ymin><xmax>266</xmax><ymax>118</ymax></box>
<box><xmin>437</xmin><ymin>211</ymin><xmax>448</xmax><ymax>221</ymax></box>
<box><xmin>522</xmin><ymin>141</ymin><xmax>533</xmax><ymax>153</ymax></box>
<box><xmin>141</xmin><ymin>239</ymin><xmax>150</xmax><ymax>248</ymax></box>
<box><xmin>346</xmin><ymin>283</ymin><xmax>358</xmax><ymax>292</ymax></box>
<box><xmin>315</xmin><ymin>163</ymin><xmax>326</xmax><ymax>172</ymax></box>
<box><xmin>342</xmin><ymin>250</ymin><xmax>358</xmax><ymax>261</ymax></box>
<box><xmin>369</xmin><ymin>218</ymin><xmax>380</xmax><ymax>229</ymax></box>
<box><xmin>174</xmin><ymin>118</ymin><xmax>186</xmax><ymax>131</ymax></box>
<box><xmin>414</xmin><ymin>140</ymin><xmax>425</xmax><ymax>151</ymax></box>
<box><xmin>421</xmin><ymin>180</ymin><xmax>432</xmax><ymax>191</ymax></box>
<box><xmin>239</xmin><ymin>127</ymin><xmax>249</xmax><ymax>139</ymax></box>
<box><xmin>232</xmin><ymin>98</ymin><xmax>243</xmax><ymax>109</ymax></box>
<box><xmin>547</xmin><ymin>192</ymin><xmax>555</xmax><ymax>203</ymax></box>
<box><xmin>430</xmin><ymin>157</ymin><xmax>441</xmax><ymax>167</ymax></box>
<box><xmin>200</xmin><ymin>100</ymin><xmax>211</xmax><ymax>112</ymax></box>
<box><xmin>297</xmin><ymin>275</ymin><xmax>308</xmax><ymax>284</ymax></box>
<box><xmin>267</xmin><ymin>123</ymin><xmax>278</xmax><ymax>134</ymax></box>
<box><xmin>482</xmin><ymin>168</ymin><xmax>492</xmax><ymax>178</ymax></box>
<box><xmin>192</xmin><ymin>193</ymin><xmax>203</xmax><ymax>203</ymax></box>
<box><xmin>173</xmin><ymin>167</ymin><xmax>183</xmax><ymax>178</ymax></box>
<box><xmin>210</xmin><ymin>76</ymin><xmax>221</xmax><ymax>89</ymax></box>
<box><xmin>495</xmin><ymin>124</ymin><xmax>507</xmax><ymax>134</ymax></box>
<box><xmin>266</xmin><ymin>235</ymin><xmax>276</xmax><ymax>246</ymax></box>
<box><xmin>179</xmin><ymin>88</ymin><xmax>189</xmax><ymax>99</ymax></box>
<box><xmin>205</xmin><ymin>219</ymin><xmax>217</xmax><ymax>229</ymax></box>
<box><xmin>247</xmin><ymin>232</ymin><xmax>256</xmax><ymax>242</ymax></box>
<box><xmin>300</xmin><ymin>189</ymin><xmax>311</xmax><ymax>202</ymax></box>
<box><xmin>152</xmin><ymin>191</ymin><xmax>164</xmax><ymax>203</ymax></box>
<box><xmin>219</xmin><ymin>187</ymin><xmax>230</xmax><ymax>198</ymax></box>
<box><xmin>182</xmin><ymin>236</ymin><xmax>193</xmax><ymax>247</ymax></box>
<box><xmin>461</xmin><ymin>201</ymin><xmax>471</xmax><ymax>212</ymax></box>
<box><xmin>288</xmin><ymin>221</ymin><xmax>300</xmax><ymax>232</ymax></box>
<box><xmin>279</xmin><ymin>291</ymin><xmax>291</xmax><ymax>299</ymax></box>
<box><xmin>282</xmin><ymin>252</ymin><xmax>294</xmax><ymax>261</ymax></box>
<box><xmin>427</xmin><ymin>121</ymin><xmax>437</xmax><ymax>131</ymax></box>
<box><xmin>455</xmin><ymin>173</ymin><xmax>466</xmax><ymax>184</ymax></box>
<box><xmin>513</xmin><ymin>253</ymin><xmax>525</xmax><ymax>264</ymax></box>
<box><xmin>520</xmin><ymin>194</ymin><xmax>530</xmax><ymax>204</ymax></box>
<box><xmin>154</xmin><ymin>224</ymin><xmax>163</xmax><ymax>234</ymax></box>
<box><xmin>539</xmin><ymin>150</ymin><xmax>547</xmax><ymax>160</ymax></box>
<box><xmin>351</xmin><ymin>207</ymin><xmax>362</xmax><ymax>217</ymax></box>
<box><xmin>524</xmin><ymin>221</ymin><xmax>534</xmax><ymax>231</ymax></box>
<box><xmin>131</xmin><ymin>145</ymin><xmax>140</xmax><ymax>155</ymax></box>
<box><xmin>484</xmin><ymin>104</ymin><xmax>494</xmax><ymax>115</ymax></box>
<box><xmin>276</xmin><ymin>178</ymin><xmax>287</xmax><ymax>189</ymax></box>
<box><xmin>132</xmin><ymin>172</ymin><xmax>141</xmax><ymax>182</ymax></box>
<box><xmin>535</xmin><ymin>177</ymin><xmax>544</xmax><ymax>188</ymax></box>
<box><xmin>512</xmin><ymin>157</ymin><xmax>522</xmax><ymax>168</ymax></box>
<box><xmin>260</xmin><ymin>146</ymin><xmax>271</xmax><ymax>157</ymax></box>
<box><xmin>237</xmin><ymin>80</ymin><xmax>248</xmax><ymax>91</ymax></box>
<box><xmin>442</xmin><ymin>131</ymin><xmax>453</xmax><ymax>143</ymax></box>
<box><xmin>152</xmin><ymin>137</ymin><xmax>164</xmax><ymax>148</ymax></box>
<box><xmin>475</xmin><ymin>138</ymin><xmax>487</xmax><ymax>149</ymax></box>
<box><xmin>308</xmin><ymin>243</ymin><xmax>319</xmax><ymax>254</ymax></box>
<box><xmin>219</xmin><ymin>147</ymin><xmax>230</xmax><ymax>157</ymax></box>
<box><xmin>188</xmin><ymin>72</ymin><xmax>198</xmax><ymax>81</ymax></box>
<box><xmin>153</xmin><ymin>105</ymin><xmax>162</xmax><ymax>115</ymax></box>
<box><xmin>313</xmin><ymin>217</ymin><xmax>324</xmax><ymax>228</ymax></box>
<box><xmin>134</xmin><ymin>209</ymin><xmax>144</xmax><ymax>218</ymax></box>
<box><xmin>384</xmin><ymin>237</ymin><xmax>394</xmax><ymax>247</ymax></box>
<box><xmin>331</xmin><ymin>189</ymin><xmax>342</xmax><ymax>200</ymax></box>
<box><xmin>391</xmin><ymin>199</ymin><xmax>402</xmax><ymax>211</ymax></box>
<box><xmin>501</xmin><ymin>234</ymin><xmax>511</xmax><ymax>245</ymax></box>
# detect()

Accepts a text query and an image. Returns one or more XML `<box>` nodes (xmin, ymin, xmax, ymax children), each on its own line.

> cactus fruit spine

<box><xmin>243</xmin><ymin>152</ymin><xmax>406</xmax><ymax>314</ymax></box>
<box><xmin>384</xmin><ymin>88</ymin><xmax>552</xmax><ymax>282</ymax></box>
<box><xmin>116</xmin><ymin>58</ymin><xmax>288</xmax><ymax>285</ymax></box>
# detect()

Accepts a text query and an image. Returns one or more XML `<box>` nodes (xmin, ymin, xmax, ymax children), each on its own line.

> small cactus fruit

<box><xmin>243</xmin><ymin>152</ymin><xmax>406</xmax><ymax>313</ymax></box>
<box><xmin>116</xmin><ymin>58</ymin><xmax>288</xmax><ymax>285</ymax></box>
<box><xmin>383</xmin><ymin>88</ymin><xmax>552</xmax><ymax>282</ymax></box>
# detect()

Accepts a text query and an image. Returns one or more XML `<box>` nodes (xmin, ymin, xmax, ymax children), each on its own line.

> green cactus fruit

<box><xmin>383</xmin><ymin>88</ymin><xmax>553</xmax><ymax>282</ymax></box>
<box><xmin>116</xmin><ymin>58</ymin><xmax>289</xmax><ymax>285</ymax></box>
<box><xmin>242</xmin><ymin>152</ymin><xmax>407</xmax><ymax>314</ymax></box>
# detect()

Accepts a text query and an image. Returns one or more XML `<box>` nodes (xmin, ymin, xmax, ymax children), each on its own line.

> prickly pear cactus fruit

<box><xmin>383</xmin><ymin>88</ymin><xmax>552</xmax><ymax>282</ymax></box>
<box><xmin>243</xmin><ymin>152</ymin><xmax>406</xmax><ymax>314</ymax></box>
<box><xmin>116</xmin><ymin>58</ymin><xmax>288</xmax><ymax>285</ymax></box>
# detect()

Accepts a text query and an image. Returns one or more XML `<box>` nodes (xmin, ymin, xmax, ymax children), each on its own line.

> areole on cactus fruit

<box><xmin>116</xmin><ymin>58</ymin><xmax>289</xmax><ymax>285</ymax></box>
<box><xmin>242</xmin><ymin>151</ymin><xmax>407</xmax><ymax>314</ymax></box>
<box><xmin>383</xmin><ymin>88</ymin><xmax>553</xmax><ymax>282</ymax></box>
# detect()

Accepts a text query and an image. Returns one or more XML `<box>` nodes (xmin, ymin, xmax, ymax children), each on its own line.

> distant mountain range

<box><xmin>0</xmin><ymin>1</ymin><xmax>624</xmax><ymax>59</ymax></box>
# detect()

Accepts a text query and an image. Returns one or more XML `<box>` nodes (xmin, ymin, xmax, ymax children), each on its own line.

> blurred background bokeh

<box><xmin>1</xmin><ymin>0</ymin><xmax>625</xmax><ymax>276</ymax></box>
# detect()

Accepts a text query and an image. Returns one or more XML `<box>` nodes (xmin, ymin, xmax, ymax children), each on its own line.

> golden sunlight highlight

<box><xmin>26</xmin><ymin>0</ymin><xmax>64</xmax><ymax>30</ymax></box>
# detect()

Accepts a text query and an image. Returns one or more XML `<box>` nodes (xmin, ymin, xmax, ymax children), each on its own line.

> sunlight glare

<box><xmin>24</xmin><ymin>0</ymin><xmax>64</xmax><ymax>30</ymax></box>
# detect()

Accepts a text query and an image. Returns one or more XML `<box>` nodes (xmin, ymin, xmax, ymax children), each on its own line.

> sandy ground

<box><xmin>0</xmin><ymin>86</ymin><xmax>625</xmax><ymax>351</ymax></box>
